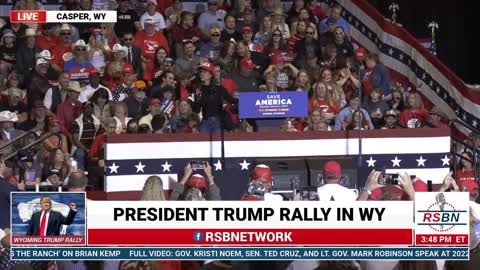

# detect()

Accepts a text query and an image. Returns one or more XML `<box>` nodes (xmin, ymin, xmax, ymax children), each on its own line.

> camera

<box><xmin>190</xmin><ymin>160</ymin><xmax>205</xmax><ymax>171</ymax></box>
<box><xmin>380</xmin><ymin>173</ymin><xmax>399</xmax><ymax>185</ymax></box>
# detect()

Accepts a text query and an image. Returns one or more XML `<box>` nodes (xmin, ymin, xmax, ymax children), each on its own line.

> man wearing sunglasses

<box><xmin>294</xmin><ymin>25</ymin><xmax>321</xmax><ymax>66</ymax></box>
<box><xmin>199</xmin><ymin>27</ymin><xmax>223</xmax><ymax>61</ymax></box>
<box><xmin>122</xmin><ymin>32</ymin><xmax>142</xmax><ymax>75</ymax></box>
<box><xmin>64</xmin><ymin>40</ymin><xmax>94</xmax><ymax>87</ymax></box>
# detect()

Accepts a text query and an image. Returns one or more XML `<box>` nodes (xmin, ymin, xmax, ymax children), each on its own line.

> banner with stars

<box><xmin>332</xmin><ymin>0</ymin><xmax>480</xmax><ymax>135</ymax></box>
<box><xmin>105</xmin><ymin>129</ymin><xmax>451</xmax><ymax>198</ymax></box>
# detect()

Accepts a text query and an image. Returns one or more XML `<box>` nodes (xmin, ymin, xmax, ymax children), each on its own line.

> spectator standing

<box><xmin>333</xmin><ymin>26</ymin><xmax>354</xmax><ymax>58</ymax></box>
<box><xmin>317</xmin><ymin>161</ymin><xmax>358</xmax><ymax>201</ymax></box>
<box><xmin>122</xmin><ymin>32</ymin><xmax>142</xmax><ymax>76</ymax></box>
<box><xmin>0</xmin><ymin>30</ymin><xmax>17</xmax><ymax>80</ymax></box>
<box><xmin>56</xmin><ymin>81</ymin><xmax>83</xmax><ymax>133</ymax></box>
<box><xmin>15</xmin><ymin>28</ymin><xmax>39</xmax><ymax>83</ymax></box>
<box><xmin>134</xmin><ymin>18</ymin><xmax>170</xmax><ymax>63</ymax></box>
<box><xmin>294</xmin><ymin>25</ymin><xmax>321</xmax><ymax>64</ymax></box>
<box><xmin>91</xmin><ymin>88</ymin><xmax>112</xmax><ymax>124</ymax></box>
<box><xmin>115</xmin><ymin>0</ymin><xmax>142</xmax><ymax>37</ymax></box>
<box><xmin>27</xmin><ymin>58</ymin><xmax>52</xmax><ymax>105</ymax></box>
<box><xmin>198</xmin><ymin>0</ymin><xmax>226</xmax><ymax>35</ymax></box>
<box><xmin>319</xmin><ymin>4</ymin><xmax>350</xmax><ymax>34</ymax></box>
<box><xmin>71</xmin><ymin>102</ymin><xmax>103</xmax><ymax>172</ymax></box>
<box><xmin>140</xmin><ymin>0</ymin><xmax>167</xmax><ymax>32</ymax></box>
<box><xmin>171</xmin><ymin>11</ymin><xmax>205</xmax><ymax>58</ymax></box>
<box><xmin>193</xmin><ymin>62</ymin><xmax>236</xmax><ymax>133</ymax></box>
<box><xmin>362</xmin><ymin>53</ymin><xmax>392</xmax><ymax>97</ymax></box>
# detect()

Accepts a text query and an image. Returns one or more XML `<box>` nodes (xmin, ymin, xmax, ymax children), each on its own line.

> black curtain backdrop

<box><xmin>366</xmin><ymin>0</ymin><xmax>476</xmax><ymax>84</ymax></box>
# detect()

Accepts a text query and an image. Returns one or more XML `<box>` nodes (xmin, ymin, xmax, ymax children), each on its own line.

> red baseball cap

<box><xmin>355</xmin><ymin>47</ymin><xmax>367</xmax><ymax>61</ymax></box>
<box><xmin>241</xmin><ymin>195</ymin><xmax>263</xmax><ymax>201</ymax></box>
<box><xmin>123</xmin><ymin>66</ymin><xmax>134</xmax><ymax>74</ymax></box>
<box><xmin>199</xmin><ymin>62</ymin><xmax>216</xmax><ymax>73</ymax></box>
<box><xmin>89</xmin><ymin>68</ymin><xmax>100</xmax><ymax>75</ymax></box>
<box><xmin>242</xmin><ymin>26</ymin><xmax>253</xmax><ymax>33</ymax></box>
<box><xmin>149</xmin><ymin>98</ymin><xmax>161</xmax><ymax>106</ymax></box>
<box><xmin>251</xmin><ymin>164</ymin><xmax>272</xmax><ymax>183</ymax></box>
<box><xmin>239</xmin><ymin>57</ymin><xmax>256</xmax><ymax>70</ymax></box>
<box><xmin>271</xmin><ymin>54</ymin><xmax>284</xmax><ymax>65</ymax></box>
<box><xmin>323</xmin><ymin>161</ymin><xmax>341</xmax><ymax>178</ymax></box>
<box><xmin>188</xmin><ymin>174</ymin><xmax>207</xmax><ymax>189</ymax></box>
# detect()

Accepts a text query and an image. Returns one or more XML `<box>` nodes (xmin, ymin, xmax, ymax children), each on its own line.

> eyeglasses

<box><xmin>75</xmin><ymin>48</ymin><xmax>86</xmax><ymax>51</ymax></box>
<box><xmin>60</xmin><ymin>32</ymin><xmax>71</xmax><ymax>36</ymax></box>
<box><xmin>306</xmin><ymin>32</ymin><xmax>315</xmax><ymax>35</ymax></box>
<box><xmin>124</xmin><ymin>38</ymin><xmax>133</xmax><ymax>41</ymax></box>
<box><xmin>211</xmin><ymin>34</ymin><xmax>220</xmax><ymax>37</ymax></box>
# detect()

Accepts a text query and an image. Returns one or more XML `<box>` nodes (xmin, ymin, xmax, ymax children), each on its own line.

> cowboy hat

<box><xmin>0</xmin><ymin>111</ymin><xmax>18</xmax><ymax>122</ymax></box>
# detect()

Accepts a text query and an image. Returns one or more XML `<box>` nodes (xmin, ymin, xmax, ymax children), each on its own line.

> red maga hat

<box><xmin>251</xmin><ymin>164</ymin><xmax>272</xmax><ymax>183</ymax></box>
<box><xmin>239</xmin><ymin>57</ymin><xmax>256</xmax><ymax>70</ymax></box>
<box><xmin>188</xmin><ymin>174</ymin><xmax>207</xmax><ymax>189</ymax></box>
<box><xmin>323</xmin><ymin>161</ymin><xmax>341</xmax><ymax>178</ymax></box>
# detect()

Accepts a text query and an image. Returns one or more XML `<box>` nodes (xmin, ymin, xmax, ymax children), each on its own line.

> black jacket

<box><xmin>193</xmin><ymin>83</ymin><xmax>236</xmax><ymax>119</ymax></box>
<box><xmin>27</xmin><ymin>209</ymin><xmax>77</xmax><ymax>236</ymax></box>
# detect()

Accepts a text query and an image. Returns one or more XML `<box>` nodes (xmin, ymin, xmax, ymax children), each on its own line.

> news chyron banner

<box><xmin>86</xmin><ymin>201</ymin><xmax>413</xmax><ymax>246</ymax></box>
<box><xmin>10</xmin><ymin>10</ymin><xmax>116</xmax><ymax>23</ymax></box>
<box><xmin>10</xmin><ymin>194</ymin><xmax>473</xmax><ymax>261</ymax></box>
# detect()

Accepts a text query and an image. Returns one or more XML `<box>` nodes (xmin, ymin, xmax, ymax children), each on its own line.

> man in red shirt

<box><xmin>36</xmin><ymin>23</ymin><xmax>59</xmax><ymax>52</ymax></box>
<box><xmin>134</xmin><ymin>18</ymin><xmax>170</xmax><ymax>62</ymax></box>
<box><xmin>50</xmin><ymin>24</ymin><xmax>74</xmax><ymax>73</ymax></box>
<box><xmin>171</xmin><ymin>11</ymin><xmax>206</xmax><ymax>56</ymax></box>
<box><xmin>56</xmin><ymin>81</ymin><xmax>83</xmax><ymax>133</ymax></box>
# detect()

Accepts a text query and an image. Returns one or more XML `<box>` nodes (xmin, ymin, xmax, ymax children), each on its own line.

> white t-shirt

<box><xmin>317</xmin><ymin>184</ymin><xmax>358</xmax><ymax>201</ymax></box>
<box><xmin>140</xmin><ymin>12</ymin><xmax>166</xmax><ymax>31</ymax></box>
<box><xmin>264</xmin><ymin>192</ymin><xmax>284</xmax><ymax>201</ymax></box>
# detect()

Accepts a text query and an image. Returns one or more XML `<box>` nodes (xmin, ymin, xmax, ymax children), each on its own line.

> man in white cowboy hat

<box><xmin>0</xmin><ymin>88</ymin><xmax>28</xmax><ymax>123</ymax></box>
<box><xmin>51</xmin><ymin>24</ymin><xmax>75</xmax><ymax>73</ymax></box>
<box><xmin>0</xmin><ymin>111</ymin><xmax>25</xmax><ymax>146</ymax></box>
<box><xmin>64</xmin><ymin>39</ymin><xmax>95</xmax><ymax>86</ymax></box>
<box><xmin>16</xmin><ymin>28</ymin><xmax>41</xmax><ymax>83</ymax></box>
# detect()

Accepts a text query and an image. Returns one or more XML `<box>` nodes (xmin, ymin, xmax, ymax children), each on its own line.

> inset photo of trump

<box><xmin>11</xmin><ymin>192</ymin><xmax>86</xmax><ymax>246</ymax></box>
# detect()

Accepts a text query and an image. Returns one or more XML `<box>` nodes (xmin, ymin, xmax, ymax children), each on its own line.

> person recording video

<box><xmin>26</xmin><ymin>196</ymin><xmax>77</xmax><ymax>236</ymax></box>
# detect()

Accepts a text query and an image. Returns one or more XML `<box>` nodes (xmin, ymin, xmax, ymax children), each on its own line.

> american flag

<box><xmin>333</xmin><ymin>0</ymin><xmax>479</xmax><ymax>135</ymax></box>
<box><xmin>105</xmin><ymin>129</ymin><xmax>451</xmax><ymax>199</ymax></box>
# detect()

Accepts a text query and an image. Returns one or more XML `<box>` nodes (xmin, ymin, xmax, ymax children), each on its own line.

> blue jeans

<box><xmin>73</xmin><ymin>148</ymin><xmax>87</xmax><ymax>171</ymax></box>
<box><xmin>200</xmin><ymin>117</ymin><xmax>221</xmax><ymax>133</ymax></box>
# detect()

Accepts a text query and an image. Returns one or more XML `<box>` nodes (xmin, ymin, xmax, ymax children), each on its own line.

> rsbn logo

<box><xmin>417</xmin><ymin>193</ymin><xmax>467</xmax><ymax>232</ymax></box>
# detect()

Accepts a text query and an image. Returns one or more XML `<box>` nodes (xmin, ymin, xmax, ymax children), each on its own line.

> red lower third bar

<box><xmin>415</xmin><ymin>234</ymin><xmax>468</xmax><ymax>246</ymax></box>
<box><xmin>10</xmin><ymin>11</ymin><xmax>47</xmax><ymax>23</ymax></box>
<box><xmin>88</xmin><ymin>229</ymin><xmax>413</xmax><ymax>246</ymax></box>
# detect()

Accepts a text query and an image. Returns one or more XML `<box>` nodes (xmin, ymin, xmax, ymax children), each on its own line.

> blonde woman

<box><xmin>113</xmin><ymin>102</ymin><xmax>131</xmax><ymax>134</ymax></box>
<box><xmin>400</xmin><ymin>92</ymin><xmax>428</xmax><ymax>128</ymax></box>
<box><xmin>294</xmin><ymin>70</ymin><xmax>311</xmax><ymax>93</ymax></box>
<box><xmin>141</xmin><ymin>176</ymin><xmax>166</xmax><ymax>201</ymax></box>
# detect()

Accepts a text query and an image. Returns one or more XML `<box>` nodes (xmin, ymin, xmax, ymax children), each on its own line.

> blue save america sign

<box><xmin>239</xmin><ymin>92</ymin><xmax>308</xmax><ymax>118</ymax></box>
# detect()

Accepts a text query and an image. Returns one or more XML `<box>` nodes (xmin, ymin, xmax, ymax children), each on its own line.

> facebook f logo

<box><xmin>193</xmin><ymin>232</ymin><xmax>203</xmax><ymax>242</ymax></box>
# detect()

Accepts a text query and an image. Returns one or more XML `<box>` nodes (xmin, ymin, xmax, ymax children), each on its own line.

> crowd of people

<box><xmin>0</xmin><ymin>0</ymin><xmax>479</xmax><ymax>269</ymax></box>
